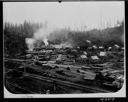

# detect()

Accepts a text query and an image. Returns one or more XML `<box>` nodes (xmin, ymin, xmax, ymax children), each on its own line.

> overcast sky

<box><xmin>3</xmin><ymin>2</ymin><xmax>124</xmax><ymax>30</ymax></box>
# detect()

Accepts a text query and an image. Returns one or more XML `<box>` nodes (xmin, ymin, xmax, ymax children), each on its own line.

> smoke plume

<box><xmin>25</xmin><ymin>38</ymin><xmax>35</xmax><ymax>51</ymax></box>
<box><xmin>25</xmin><ymin>23</ymin><xmax>54</xmax><ymax>50</ymax></box>
<box><xmin>33</xmin><ymin>28</ymin><xmax>50</xmax><ymax>46</ymax></box>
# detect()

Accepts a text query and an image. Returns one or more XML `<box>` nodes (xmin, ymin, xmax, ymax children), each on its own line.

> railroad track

<box><xmin>4</xmin><ymin>58</ymin><xmax>117</xmax><ymax>93</ymax></box>
<box><xmin>4</xmin><ymin>58</ymin><xmax>33</xmax><ymax>62</ymax></box>
<box><xmin>6</xmin><ymin>80</ymin><xmax>37</xmax><ymax>94</ymax></box>
<box><xmin>23</xmin><ymin>73</ymin><xmax>111</xmax><ymax>93</ymax></box>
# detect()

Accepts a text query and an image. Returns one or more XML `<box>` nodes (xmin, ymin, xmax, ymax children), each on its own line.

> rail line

<box><xmin>23</xmin><ymin>73</ymin><xmax>111</xmax><ymax>93</ymax></box>
<box><xmin>4</xmin><ymin>58</ymin><xmax>115</xmax><ymax>93</ymax></box>
<box><xmin>5</xmin><ymin>80</ymin><xmax>37</xmax><ymax>94</ymax></box>
<box><xmin>4</xmin><ymin>58</ymin><xmax>33</xmax><ymax>62</ymax></box>
<box><xmin>5</xmin><ymin>68</ymin><xmax>111</xmax><ymax>93</ymax></box>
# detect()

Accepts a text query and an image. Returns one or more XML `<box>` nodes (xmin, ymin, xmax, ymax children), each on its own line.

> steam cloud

<box><xmin>25</xmin><ymin>38</ymin><xmax>35</xmax><ymax>51</ymax></box>
<box><xmin>25</xmin><ymin>23</ymin><xmax>54</xmax><ymax>50</ymax></box>
<box><xmin>34</xmin><ymin>28</ymin><xmax>50</xmax><ymax>46</ymax></box>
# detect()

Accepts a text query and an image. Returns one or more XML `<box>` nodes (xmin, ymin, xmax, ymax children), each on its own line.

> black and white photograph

<box><xmin>3</xmin><ymin>1</ymin><xmax>125</xmax><ymax>98</ymax></box>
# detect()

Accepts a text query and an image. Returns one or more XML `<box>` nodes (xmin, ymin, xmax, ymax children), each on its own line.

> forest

<box><xmin>4</xmin><ymin>21</ymin><xmax>124</xmax><ymax>58</ymax></box>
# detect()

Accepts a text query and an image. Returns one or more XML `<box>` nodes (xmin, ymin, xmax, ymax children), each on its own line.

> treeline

<box><xmin>4</xmin><ymin>20</ymin><xmax>124</xmax><ymax>58</ymax></box>
<box><xmin>48</xmin><ymin>29</ymin><xmax>69</xmax><ymax>44</ymax></box>
<box><xmin>4</xmin><ymin>21</ymin><xmax>42</xmax><ymax>57</ymax></box>
<box><xmin>68</xmin><ymin>23</ymin><xmax>124</xmax><ymax>48</ymax></box>
<box><xmin>48</xmin><ymin>21</ymin><xmax>124</xmax><ymax>48</ymax></box>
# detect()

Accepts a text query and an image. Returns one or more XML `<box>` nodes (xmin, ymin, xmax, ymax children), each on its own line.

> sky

<box><xmin>3</xmin><ymin>2</ymin><xmax>124</xmax><ymax>30</ymax></box>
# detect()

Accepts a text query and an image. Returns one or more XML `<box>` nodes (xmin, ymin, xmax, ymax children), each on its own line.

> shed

<box><xmin>80</xmin><ymin>55</ymin><xmax>87</xmax><ymax>59</ymax></box>
<box><xmin>91</xmin><ymin>55</ymin><xmax>99</xmax><ymax>60</ymax></box>
<box><xmin>99</xmin><ymin>51</ymin><xmax>106</xmax><ymax>56</ymax></box>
